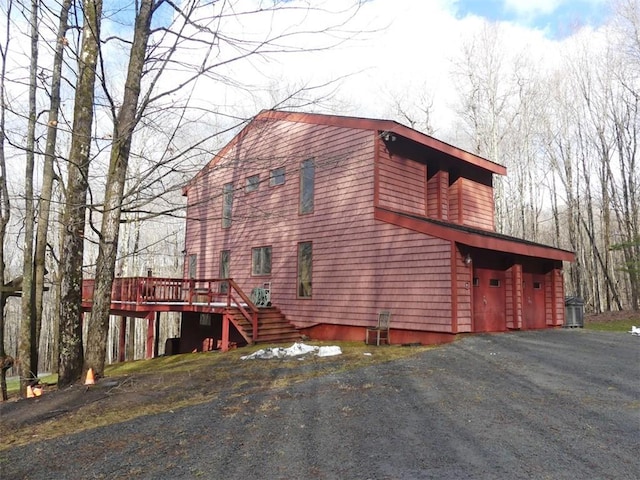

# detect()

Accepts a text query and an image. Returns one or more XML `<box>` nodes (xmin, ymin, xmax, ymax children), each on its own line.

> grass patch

<box><xmin>5</xmin><ymin>373</ymin><xmax>58</xmax><ymax>396</ymax></box>
<box><xmin>585</xmin><ymin>318</ymin><xmax>637</xmax><ymax>332</ymax></box>
<box><xmin>584</xmin><ymin>310</ymin><xmax>640</xmax><ymax>332</ymax></box>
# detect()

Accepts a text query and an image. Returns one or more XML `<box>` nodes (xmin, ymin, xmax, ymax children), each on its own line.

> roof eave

<box><xmin>375</xmin><ymin>208</ymin><xmax>575</xmax><ymax>263</ymax></box>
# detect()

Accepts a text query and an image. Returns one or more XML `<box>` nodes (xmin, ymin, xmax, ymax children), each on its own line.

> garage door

<box><xmin>473</xmin><ymin>268</ymin><xmax>506</xmax><ymax>332</ymax></box>
<box><xmin>522</xmin><ymin>273</ymin><xmax>546</xmax><ymax>329</ymax></box>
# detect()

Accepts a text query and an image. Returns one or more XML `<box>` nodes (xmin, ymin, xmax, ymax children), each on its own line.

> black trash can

<box><xmin>564</xmin><ymin>297</ymin><xmax>584</xmax><ymax>328</ymax></box>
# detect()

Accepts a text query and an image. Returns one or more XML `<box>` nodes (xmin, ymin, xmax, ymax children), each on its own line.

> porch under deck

<box><xmin>81</xmin><ymin>277</ymin><xmax>299</xmax><ymax>357</ymax></box>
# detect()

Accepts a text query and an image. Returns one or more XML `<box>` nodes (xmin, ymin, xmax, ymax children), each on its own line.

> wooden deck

<box><xmin>81</xmin><ymin>277</ymin><xmax>299</xmax><ymax>354</ymax></box>
<box><xmin>82</xmin><ymin>277</ymin><xmax>251</xmax><ymax>314</ymax></box>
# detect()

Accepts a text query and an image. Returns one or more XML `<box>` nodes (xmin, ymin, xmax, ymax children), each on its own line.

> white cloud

<box><xmin>503</xmin><ymin>0</ymin><xmax>566</xmax><ymax>16</ymax></box>
<box><xmin>502</xmin><ymin>0</ymin><xmax>609</xmax><ymax>19</ymax></box>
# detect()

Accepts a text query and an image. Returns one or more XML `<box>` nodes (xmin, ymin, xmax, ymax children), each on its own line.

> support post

<box><xmin>118</xmin><ymin>316</ymin><xmax>126</xmax><ymax>363</ymax></box>
<box><xmin>221</xmin><ymin>311</ymin><xmax>230</xmax><ymax>352</ymax></box>
<box><xmin>154</xmin><ymin>312</ymin><xmax>161</xmax><ymax>356</ymax></box>
<box><xmin>146</xmin><ymin>313</ymin><xmax>155</xmax><ymax>359</ymax></box>
<box><xmin>512</xmin><ymin>264</ymin><xmax>523</xmax><ymax>329</ymax></box>
<box><xmin>550</xmin><ymin>268</ymin><xmax>564</xmax><ymax>326</ymax></box>
<box><xmin>126</xmin><ymin>317</ymin><xmax>135</xmax><ymax>361</ymax></box>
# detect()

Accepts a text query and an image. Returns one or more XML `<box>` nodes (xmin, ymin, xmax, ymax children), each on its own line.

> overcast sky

<box><xmin>2</xmin><ymin>0</ymin><xmax>615</xmax><ymax>180</ymax></box>
<box><xmin>214</xmin><ymin>0</ymin><xmax>612</xmax><ymax>141</ymax></box>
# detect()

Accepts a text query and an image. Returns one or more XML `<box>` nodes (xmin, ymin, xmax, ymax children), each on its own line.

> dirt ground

<box><xmin>0</xmin><ymin>310</ymin><xmax>631</xmax><ymax>433</ymax></box>
<box><xmin>1</xmin><ymin>328</ymin><xmax>638</xmax><ymax>479</ymax></box>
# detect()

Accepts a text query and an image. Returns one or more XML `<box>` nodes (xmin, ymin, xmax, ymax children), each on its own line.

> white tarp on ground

<box><xmin>629</xmin><ymin>326</ymin><xmax>640</xmax><ymax>336</ymax></box>
<box><xmin>240</xmin><ymin>342</ymin><xmax>342</xmax><ymax>360</ymax></box>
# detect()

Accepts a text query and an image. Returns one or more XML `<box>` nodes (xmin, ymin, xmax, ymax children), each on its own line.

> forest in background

<box><xmin>0</xmin><ymin>0</ymin><xmax>637</xmax><ymax>387</ymax></box>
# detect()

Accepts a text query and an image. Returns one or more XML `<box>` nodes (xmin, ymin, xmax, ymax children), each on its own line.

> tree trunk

<box><xmin>85</xmin><ymin>0</ymin><xmax>154</xmax><ymax>376</ymax></box>
<box><xmin>58</xmin><ymin>0</ymin><xmax>102</xmax><ymax>387</ymax></box>
<box><xmin>0</xmin><ymin>0</ymin><xmax>13</xmax><ymax>401</ymax></box>
<box><xmin>33</xmin><ymin>0</ymin><xmax>71</xmax><ymax>383</ymax></box>
<box><xmin>19</xmin><ymin>0</ymin><xmax>39</xmax><ymax>395</ymax></box>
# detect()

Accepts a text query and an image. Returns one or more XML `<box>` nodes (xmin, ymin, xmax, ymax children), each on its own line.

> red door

<box><xmin>473</xmin><ymin>268</ymin><xmax>506</xmax><ymax>332</ymax></box>
<box><xmin>522</xmin><ymin>273</ymin><xmax>546</xmax><ymax>329</ymax></box>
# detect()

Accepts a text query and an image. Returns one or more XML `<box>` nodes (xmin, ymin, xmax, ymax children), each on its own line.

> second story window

<box><xmin>222</xmin><ymin>182</ymin><xmax>233</xmax><ymax>228</ymax></box>
<box><xmin>252</xmin><ymin>246</ymin><xmax>272</xmax><ymax>275</ymax></box>
<box><xmin>270</xmin><ymin>167</ymin><xmax>285</xmax><ymax>186</ymax></box>
<box><xmin>299</xmin><ymin>158</ymin><xmax>315</xmax><ymax>214</ymax></box>
<box><xmin>188</xmin><ymin>254</ymin><xmax>197</xmax><ymax>279</ymax></box>
<box><xmin>245</xmin><ymin>174</ymin><xmax>260</xmax><ymax>192</ymax></box>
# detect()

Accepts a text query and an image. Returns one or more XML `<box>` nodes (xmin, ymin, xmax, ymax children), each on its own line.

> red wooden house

<box><xmin>181</xmin><ymin>110</ymin><xmax>575</xmax><ymax>346</ymax></box>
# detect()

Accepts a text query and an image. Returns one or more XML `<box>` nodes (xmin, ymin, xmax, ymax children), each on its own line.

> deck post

<box><xmin>154</xmin><ymin>312</ymin><xmax>161</xmax><ymax>356</ymax></box>
<box><xmin>221</xmin><ymin>311</ymin><xmax>230</xmax><ymax>352</ymax></box>
<box><xmin>118</xmin><ymin>316</ymin><xmax>126</xmax><ymax>363</ymax></box>
<box><xmin>146</xmin><ymin>313</ymin><xmax>155</xmax><ymax>359</ymax></box>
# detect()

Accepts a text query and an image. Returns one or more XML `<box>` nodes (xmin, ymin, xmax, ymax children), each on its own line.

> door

<box><xmin>473</xmin><ymin>268</ymin><xmax>506</xmax><ymax>332</ymax></box>
<box><xmin>522</xmin><ymin>273</ymin><xmax>546</xmax><ymax>329</ymax></box>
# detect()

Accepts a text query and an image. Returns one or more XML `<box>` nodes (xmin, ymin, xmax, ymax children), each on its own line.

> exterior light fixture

<box><xmin>381</xmin><ymin>131</ymin><xmax>397</xmax><ymax>142</ymax></box>
<box><xmin>464</xmin><ymin>254</ymin><xmax>472</xmax><ymax>266</ymax></box>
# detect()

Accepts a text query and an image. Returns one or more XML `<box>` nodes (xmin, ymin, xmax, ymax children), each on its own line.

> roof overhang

<box><xmin>375</xmin><ymin>207</ymin><xmax>575</xmax><ymax>262</ymax></box>
<box><xmin>183</xmin><ymin>109</ymin><xmax>507</xmax><ymax>196</ymax></box>
<box><xmin>254</xmin><ymin>110</ymin><xmax>507</xmax><ymax>176</ymax></box>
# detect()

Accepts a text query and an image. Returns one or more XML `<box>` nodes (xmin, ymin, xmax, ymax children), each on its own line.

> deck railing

<box><xmin>81</xmin><ymin>276</ymin><xmax>259</xmax><ymax>342</ymax></box>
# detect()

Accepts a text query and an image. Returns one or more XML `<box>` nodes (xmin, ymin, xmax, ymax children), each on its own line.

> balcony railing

<box><xmin>82</xmin><ymin>276</ymin><xmax>259</xmax><ymax>344</ymax></box>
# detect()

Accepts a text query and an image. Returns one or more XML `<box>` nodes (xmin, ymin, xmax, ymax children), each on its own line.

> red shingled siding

<box><xmin>505</xmin><ymin>264</ymin><xmax>523</xmax><ymax>329</ymax></box>
<box><xmin>427</xmin><ymin>170</ymin><xmax>449</xmax><ymax>220</ymax></box>
<box><xmin>453</xmin><ymin>245</ymin><xmax>472</xmax><ymax>332</ymax></box>
<box><xmin>449</xmin><ymin>178</ymin><xmax>494</xmax><ymax>230</ymax></box>
<box><xmin>546</xmin><ymin>268</ymin><xmax>565</xmax><ymax>326</ymax></box>
<box><xmin>185</xmin><ymin>119</ymin><xmax>455</xmax><ymax>334</ymax></box>
<box><xmin>377</xmin><ymin>150</ymin><xmax>427</xmax><ymax>216</ymax></box>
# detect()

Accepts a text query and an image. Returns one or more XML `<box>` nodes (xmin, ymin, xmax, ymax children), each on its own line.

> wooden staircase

<box><xmin>229</xmin><ymin>306</ymin><xmax>301</xmax><ymax>344</ymax></box>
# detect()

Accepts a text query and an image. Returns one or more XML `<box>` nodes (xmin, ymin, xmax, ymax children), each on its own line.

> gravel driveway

<box><xmin>2</xmin><ymin>329</ymin><xmax>638</xmax><ymax>479</ymax></box>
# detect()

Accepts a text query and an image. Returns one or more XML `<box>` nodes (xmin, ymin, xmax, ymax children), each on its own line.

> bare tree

<box><xmin>32</xmin><ymin>0</ymin><xmax>72</xmax><ymax>379</ymax></box>
<box><xmin>17</xmin><ymin>0</ymin><xmax>40</xmax><ymax>396</ymax></box>
<box><xmin>386</xmin><ymin>83</ymin><xmax>436</xmax><ymax>136</ymax></box>
<box><xmin>451</xmin><ymin>21</ymin><xmax>522</xmax><ymax>234</ymax></box>
<box><xmin>609</xmin><ymin>0</ymin><xmax>640</xmax><ymax>310</ymax></box>
<box><xmin>0</xmin><ymin>0</ymin><xmax>14</xmax><ymax>401</ymax></box>
<box><xmin>84</xmin><ymin>0</ymin><xmax>154</xmax><ymax>377</ymax></box>
<box><xmin>58</xmin><ymin>0</ymin><xmax>103</xmax><ymax>387</ymax></box>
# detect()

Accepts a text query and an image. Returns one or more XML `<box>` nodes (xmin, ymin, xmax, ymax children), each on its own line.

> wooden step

<box><xmin>229</xmin><ymin>306</ymin><xmax>301</xmax><ymax>344</ymax></box>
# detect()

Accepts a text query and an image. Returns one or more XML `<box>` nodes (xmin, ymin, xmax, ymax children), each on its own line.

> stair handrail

<box><xmin>226</xmin><ymin>278</ymin><xmax>259</xmax><ymax>341</ymax></box>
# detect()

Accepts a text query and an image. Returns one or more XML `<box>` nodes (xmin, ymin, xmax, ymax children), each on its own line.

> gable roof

<box><xmin>253</xmin><ymin>110</ymin><xmax>507</xmax><ymax>175</ymax></box>
<box><xmin>184</xmin><ymin>109</ymin><xmax>506</xmax><ymax>194</ymax></box>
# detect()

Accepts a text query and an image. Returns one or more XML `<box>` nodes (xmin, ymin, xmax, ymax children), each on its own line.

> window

<box><xmin>188</xmin><ymin>254</ymin><xmax>197</xmax><ymax>279</ymax></box>
<box><xmin>270</xmin><ymin>167</ymin><xmax>285</xmax><ymax>186</ymax></box>
<box><xmin>219</xmin><ymin>250</ymin><xmax>230</xmax><ymax>293</ymax></box>
<box><xmin>200</xmin><ymin>314</ymin><xmax>212</xmax><ymax>326</ymax></box>
<box><xmin>297</xmin><ymin>241</ymin><xmax>312</xmax><ymax>298</ymax></box>
<box><xmin>473</xmin><ymin>277</ymin><xmax>479</xmax><ymax>287</ymax></box>
<box><xmin>252</xmin><ymin>246</ymin><xmax>272</xmax><ymax>275</ymax></box>
<box><xmin>299</xmin><ymin>158</ymin><xmax>315</xmax><ymax>214</ymax></box>
<box><xmin>222</xmin><ymin>182</ymin><xmax>234</xmax><ymax>228</ymax></box>
<box><xmin>245</xmin><ymin>174</ymin><xmax>260</xmax><ymax>192</ymax></box>
<box><xmin>489</xmin><ymin>278</ymin><xmax>501</xmax><ymax>287</ymax></box>
<box><xmin>533</xmin><ymin>282</ymin><xmax>542</xmax><ymax>290</ymax></box>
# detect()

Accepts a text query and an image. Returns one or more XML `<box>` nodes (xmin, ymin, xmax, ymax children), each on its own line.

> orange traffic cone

<box><xmin>26</xmin><ymin>385</ymin><xmax>34</xmax><ymax>398</ymax></box>
<box><xmin>85</xmin><ymin>368</ymin><xmax>95</xmax><ymax>385</ymax></box>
